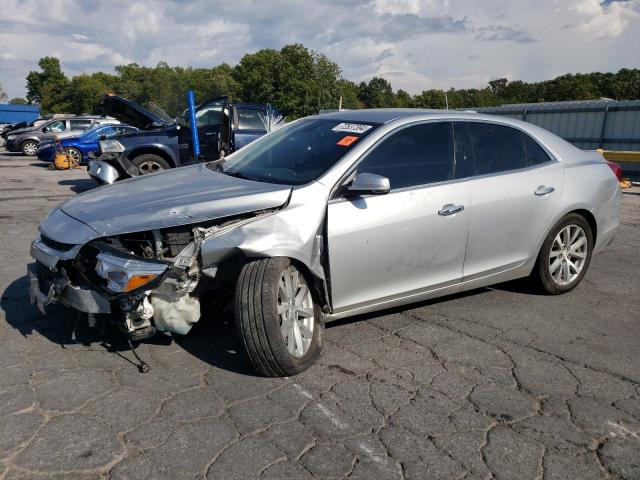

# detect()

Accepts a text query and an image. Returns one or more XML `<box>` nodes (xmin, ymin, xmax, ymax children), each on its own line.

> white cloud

<box><xmin>0</xmin><ymin>0</ymin><xmax>638</xmax><ymax>99</ymax></box>
<box><xmin>570</xmin><ymin>0</ymin><xmax>640</xmax><ymax>38</ymax></box>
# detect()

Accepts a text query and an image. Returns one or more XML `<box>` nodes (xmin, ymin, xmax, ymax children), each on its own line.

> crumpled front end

<box><xmin>28</xmin><ymin>176</ymin><xmax>329</xmax><ymax>344</ymax></box>
<box><xmin>29</xmin><ymin>220</ymin><xmax>206</xmax><ymax>339</ymax></box>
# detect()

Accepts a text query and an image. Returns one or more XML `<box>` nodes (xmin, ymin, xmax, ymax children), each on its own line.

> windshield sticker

<box><xmin>336</xmin><ymin>135</ymin><xmax>359</xmax><ymax>147</ymax></box>
<box><xmin>331</xmin><ymin>122</ymin><xmax>373</xmax><ymax>134</ymax></box>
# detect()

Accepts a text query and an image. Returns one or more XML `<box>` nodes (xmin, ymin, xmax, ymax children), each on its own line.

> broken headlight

<box><xmin>99</xmin><ymin>139</ymin><xmax>125</xmax><ymax>154</ymax></box>
<box><xmin>95</xmin><ymin>252</ymin><xmax>167</xmax><ymax>293</ymax></box>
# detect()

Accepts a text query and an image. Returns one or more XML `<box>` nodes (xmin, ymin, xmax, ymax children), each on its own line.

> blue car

<box><xmin>37</xmin><ymin>123</ymin><xmax>138</xmax><ymax>164</ymax></box>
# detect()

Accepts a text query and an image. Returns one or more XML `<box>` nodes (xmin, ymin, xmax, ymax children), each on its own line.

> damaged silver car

<box><xmin>28</xmin><ymin>110</ymin><xmax>621</xmax><ymax>376</ymax></box>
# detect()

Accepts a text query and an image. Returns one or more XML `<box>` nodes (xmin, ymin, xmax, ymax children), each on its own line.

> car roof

<box><xmin>316</xmin><ymin>108</ymin><xmax>489</xmax><ymax>124</ymax></box>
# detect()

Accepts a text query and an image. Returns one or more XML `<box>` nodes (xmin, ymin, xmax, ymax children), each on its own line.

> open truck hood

<box><xmin>59</xmin><ymin>163</ymin><xmax>292</xmax><ymax>236</ymax></box>
<box><xmin>102</xmin><ymin>94</ymin><xmax>173</xmax><ymax>130</ymax></box>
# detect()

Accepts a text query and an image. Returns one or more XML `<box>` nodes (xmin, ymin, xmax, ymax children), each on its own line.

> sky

<box><xmin>0</xmin><ymin>0</ymin><xmax>639</xmax><ymax>99</ymax></box>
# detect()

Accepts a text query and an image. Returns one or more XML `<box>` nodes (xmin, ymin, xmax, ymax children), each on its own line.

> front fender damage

<box><xmin>199</xmin><ymin>185</ymin><xmax>330</xmax><ymax>309</ymax></box>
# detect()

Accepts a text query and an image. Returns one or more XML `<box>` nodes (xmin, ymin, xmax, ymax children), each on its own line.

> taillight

<box><xmin>606</xmin><ymin>161</ymin><xmax>622</xmax><ymax>181</ymax></box>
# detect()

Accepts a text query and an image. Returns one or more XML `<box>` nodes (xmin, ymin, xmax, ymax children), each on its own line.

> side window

<box><xmin>45</xmin><ymin>120</ymin><xmax>66</xmax><ymax>132</ymax></box>
<box><xmin>70</xmin><ymin>120</ymin><xmax>93</xmax><ymax>130</ymax></box>
<box><xmin>237</xmin><ymin>108</ymin><xmax>265</xmax><ymax>130</ymax></box>
<box><xmin>455</xmin><ymin>122</ymin><xmax>527</xmax><ymax>177</ymax></box>
<box><xmin>522</xmin><ymin>134</ymin><xmax>552</xmax><ymax>166</ymax></box>
<box><xmin>98</xmin><ymin>127</ymin><xmax>116</xmax><ymax>139</ymax></box>
<box><xmin>196</xmin><ymin>107</ymin><xmax>223</xmax><ymax>127</ymax></box>
<box><xmin>356</xmin><ymin>122</ymin><xmax>454</xmax><ymax>190</ymax></box>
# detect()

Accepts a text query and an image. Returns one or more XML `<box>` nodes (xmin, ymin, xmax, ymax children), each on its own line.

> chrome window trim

<box><xmin>328</xmin><ymin>116</ymin><xmax>560</xmax><ymax>201</ymax></box>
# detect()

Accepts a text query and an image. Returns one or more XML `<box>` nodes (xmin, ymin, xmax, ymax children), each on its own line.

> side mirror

<box><xmin>99</xmin><ymin>135</ymin><xmax>107</xmax><ymax>141</ymax></box>
<box><xmin>347</xmin><ymin>173</ymin><xmax>390</xmax><ymax>195</ymax></box>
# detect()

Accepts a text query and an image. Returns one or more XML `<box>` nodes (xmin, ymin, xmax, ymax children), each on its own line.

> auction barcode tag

<box><xmin>331</xmin><ymin>123</ymin><xmax>373</xmax><ymax>134</ymax></box>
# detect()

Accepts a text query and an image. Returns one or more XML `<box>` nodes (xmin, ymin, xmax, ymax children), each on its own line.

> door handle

<box><xmin>534</xmin><ymin>185</ymin><xmax>555</xmax><ymax>196</ymax></box>
<box><xmin>438</xmin><ymin>204</ymin><xmax>465</xmax><ymax>216</ymax></box>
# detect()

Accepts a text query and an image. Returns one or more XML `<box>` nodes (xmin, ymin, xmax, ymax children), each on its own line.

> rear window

<box><xmin>220</xmin><ymin>118</ymin><xmax>380</xmax><ymax>185</ymax></box>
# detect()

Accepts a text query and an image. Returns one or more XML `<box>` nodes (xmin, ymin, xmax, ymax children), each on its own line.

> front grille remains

<box><xmin>41</xmin><ymin>235</ymin><xmax>75</xmax><ymax>252</ymax></box>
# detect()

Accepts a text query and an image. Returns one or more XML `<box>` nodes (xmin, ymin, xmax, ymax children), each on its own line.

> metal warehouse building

<box><xmin>0</xmin><ymin>104</ymin><xmax>41</xmax><ymax>124</ymax></box>
<box><xmin>477</xmin><ymin>99</ymin><xmax>640</xmax><ymax>152</ymax></box>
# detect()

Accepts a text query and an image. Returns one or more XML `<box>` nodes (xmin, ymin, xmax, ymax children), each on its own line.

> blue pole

<box><xmin>187</xmin><ymin>90</ymin><xmax>200</xmax><ymax>157</ymax></box>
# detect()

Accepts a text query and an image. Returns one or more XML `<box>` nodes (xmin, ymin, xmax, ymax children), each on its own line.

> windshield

<box><xmin>220</xmin><ymin>118</ymin><xmax>380</xmax><ymax>185</ymax></box>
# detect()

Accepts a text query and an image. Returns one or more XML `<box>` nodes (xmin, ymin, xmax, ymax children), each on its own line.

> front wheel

<box><xmin>21</xmin><ymin>140</ymin><xmax>38</xmax><ymax>156</ymax></box>
<box><xmin>533</xmin><ymin>213</ymin><xmax>593</xmax><ymax>294</ymax></box>
<box><xmin>234</xmin><ymin>257</ymin><xmax>324</xmax><ymax>377</ymax></box>
<box><xmin>130</xmin><ymin>154</ymin><xmax>170</xmax><ymax>175</ymax></box>
<box><xmin>65</xmin><ymin>147</ymin><xmax>82</xmax><ymax>164</ymax></box>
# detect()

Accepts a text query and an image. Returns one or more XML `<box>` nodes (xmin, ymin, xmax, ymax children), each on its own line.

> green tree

<box><xmin>233</xmin><ymin>44</ymin><xmax>342</xmax><ymax>118</ymax></box>
<box><xmin>413</xmin><ymin>89</ymin><xmax>447</xmax><ymax>108</ymax></box>
<box><xmin>336</xmin><ymin>79</ymin><xmax>364</xmax><ymax>109</ymax></box>
<box><xmin>358</xmin><ymin>77</ymin><xmax>395</xmax><ymax>108</ymax></box>
<box><xmin>9</xmin><ymin>98</ymin><xmax>28</xmax><ymax>105</ymax></box>
<box><xmin>68</xmin><ymin>72</ymin><xmax>117</xmax><ymax>114</ymax></box>
<box><xmin>26</xmin><ymin>57</ymin><xmax>71</xmax><ymax>113</ymax></box>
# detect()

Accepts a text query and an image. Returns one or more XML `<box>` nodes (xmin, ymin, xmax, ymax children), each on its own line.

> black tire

<box><xmin>130</xmin><ymin>154</ymin><xmax>171</xmax><ymax>175</ymax></box>
<box><xmin>234</xmin><ymin>257</ymin><xmax>324</xmax><ymax>377</ymax></box>
<box><xmin>21</xmin><ymin>140</ymin><xmax>38</xmax><ymax>156</ymax></box>
<box><xmin>533</xmin><ymin>213</ymin><xmax>594</xmax><ymax>295</ymax></box>
<box><xmin>65</xmin><ymin>147</ymin><xmax>83</xmax><ymax>164</ymax></box>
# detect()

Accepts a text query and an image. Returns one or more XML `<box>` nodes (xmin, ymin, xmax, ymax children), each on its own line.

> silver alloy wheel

<box><xmin>138</xmin><ymin>160</ymin><xmax>165</xmax><ymax>174</ymax></box>
<box><xmin>22</xmin><ymin>141</ymin><xmax>37</xmax><ymax>156</ymax></box>
<box><xmin>66</xmin><ymin>148</ymin><xmax>81</xmax><ymax>163</ymax></box>
<box><xmin>277</xmin><ymin>265</ymin><xmax>315</xmax><ymax>358</ymax></box>
<box><xmin>549</xmin><ymin>224</ymin><xmax>588</xmax><ymax>286</ymax></box>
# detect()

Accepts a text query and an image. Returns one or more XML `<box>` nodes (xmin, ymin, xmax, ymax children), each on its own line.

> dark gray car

<box><xmin>5</xmin><ymin>116</ymin><xmax>119</xmax><ymax>155</ymax></box>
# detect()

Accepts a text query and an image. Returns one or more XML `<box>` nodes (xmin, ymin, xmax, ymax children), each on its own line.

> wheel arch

<box><xmin>21</xmin><ymin>137</ymin><xmax>39</xmax><ymax>146</ymax></box>
<box><xmin>566</xmin><ymin>208</ymin><xmax>597</xmax><ymax>245</ymax></box>
<box><xmin>220</xmin><ymin>252</ymin><xmax>331</xmax><ymax>314</ymax></box>
<box><xmin>126</xmin><ymin>146</ymin><xmax>176</xmax><ymax>168</ymax></box>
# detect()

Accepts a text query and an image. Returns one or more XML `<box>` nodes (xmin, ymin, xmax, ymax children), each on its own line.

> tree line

<box><xmin>4</xmin><ymin>43</ymin><xmax>639</xmax><ymax>118</ymax></box>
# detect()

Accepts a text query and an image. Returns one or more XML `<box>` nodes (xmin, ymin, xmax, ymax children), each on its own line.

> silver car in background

<box><xmin>28</xmin><ymin>109</ymin><xmax>621</xmax><ymax>376</ymax></box>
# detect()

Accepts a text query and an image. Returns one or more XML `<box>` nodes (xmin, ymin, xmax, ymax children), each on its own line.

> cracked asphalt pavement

<box><xmin>1</xmin><ymin>150</ymin><xmax>639</xmax><ymax>479</ymax></box>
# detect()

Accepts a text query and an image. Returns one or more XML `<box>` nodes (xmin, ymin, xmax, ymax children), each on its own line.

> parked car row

<box><xmin>1</xmin><ymin>113</ymin><xmax>73</xmax><ymax>142</ymax></box>
<box><xmin>4</xmin><ymin>115</ymin><xmax>120</xmax><ymax>155</ymax></box>
<box><xmin>36</xmin><ymin>124</ymin><xmax>138</xmax><ymax>164</ymax></box>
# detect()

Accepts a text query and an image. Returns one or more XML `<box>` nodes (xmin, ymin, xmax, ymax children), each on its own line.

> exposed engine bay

<box><xmin>29</xmin><ymin>207</ymin><xmax>292</xmax><ymax>362</ymax></box>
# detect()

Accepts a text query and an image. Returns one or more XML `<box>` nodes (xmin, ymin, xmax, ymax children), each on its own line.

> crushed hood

<box><xmin>60</xmin><ymin>164</ymin><xmax>292</xmax><ymax>236</ymax></box>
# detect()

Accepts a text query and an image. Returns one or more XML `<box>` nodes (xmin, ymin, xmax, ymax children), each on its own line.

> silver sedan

<box><xmin>28</xmin><ymin>109</ymin><xmax>621</xmax><ymax>376</ymax></box>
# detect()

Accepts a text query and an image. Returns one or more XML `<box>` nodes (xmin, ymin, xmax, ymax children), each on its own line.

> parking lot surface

<box><xmin>1</xmin><ymin>149</ymin><xmax>639</xmax><ymax>480</ymax></box>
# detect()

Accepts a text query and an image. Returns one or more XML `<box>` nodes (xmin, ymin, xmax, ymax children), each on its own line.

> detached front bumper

<box><xmin>28</xmin><ymin>236</ymin><xmax>111</xmax><ymax>315</ymax></box>
<box><xmin>27</xmin><ymin>262</ymin><xmax>111</xmax><ymax>315</ymax></box>
<box><xmin>88</xmin><ymin>159</ymin><xmax>120</xmax><ymax>184</ymax></box>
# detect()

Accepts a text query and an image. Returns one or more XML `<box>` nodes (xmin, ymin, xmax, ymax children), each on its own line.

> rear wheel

<box><xmin>533</xmin><ymin>213</ymin><xmax>593</xmax><ymax>294</ymax></box>
<box><xmin>21</xmin><ymin>140</ymin><xmax>38</xmax><ymax>156</ymax></box>
<box><xmin>131</xmin><ymin>154</ymin><xmax>170</xmax><ymax>175</ymax></box>
<box><xmin>234</xmin><ymin>257</ymin><xmax>324</xmax><ymax>377</ymax></box>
